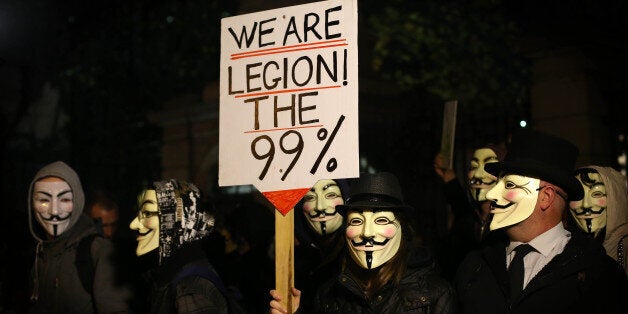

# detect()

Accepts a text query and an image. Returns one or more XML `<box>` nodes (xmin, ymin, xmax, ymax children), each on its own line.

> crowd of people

<box><xmin>270</xmin><ymin>129</ymin><xmax>627</xmax><ymax>313</ymax></box>
<box><xmin>1</xmin><ymin>128</ymin><xmax>627</xmax><ymax>313</ymax></box>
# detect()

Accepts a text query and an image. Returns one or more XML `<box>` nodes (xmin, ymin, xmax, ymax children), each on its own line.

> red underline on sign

<box><xmin>244</xmin><ymin>124</ymin><xmax>324</xmax><ymax>134</ymax></box>
<box><xmin>234</xmin><ymin>85</ymin><xmax>342</xmax><ymax>99</ymax></box>
<box><xmin>231</xmin><ymin>39</ymin><xmax>346</xmax><ymax>57</ymax></box>
<box><xmin>230</xmin><ymin>39</ymin><xmax>347</xmax><ymax>60</ymax></box>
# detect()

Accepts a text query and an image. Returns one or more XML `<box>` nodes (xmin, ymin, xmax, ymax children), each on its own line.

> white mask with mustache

<box><xmin>32</xmin><ymin>179</ymin><xmax>74</xmax><ymax>237</ymax></box>
<box><xmin>569</xmin><ymin>170</ymin><xmax>607</xmax><ymax>236</ymax></box>
<box><xmin>129</xmin><ymin>189</ymin><xmax>160</xmax><ymax>256</ymax></box>
<box><xmin>345</xmin><ymin>210</ymin><xmax>401</xmax><ymax>269</ymax></box>
<box><xmin>468</xmin><ymin>148</ymin><xmax>500</xmax><ymax>202</ymax></box>
<box><xmin>486</xmin><ymin>175</ymin><xmax>540</xmax><ymax>230</ymax></box>
<box><xmin>302</xmin><ymin>179</ymin><xmax>344</xmax><ymax>235</ymax></box>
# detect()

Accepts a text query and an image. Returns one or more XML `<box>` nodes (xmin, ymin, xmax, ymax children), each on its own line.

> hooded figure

<box><xmin>569</xmin><ymin>165</ymin><xmax>628</xmax><ymax>275</ymax></box>
<box><xmin>28</xmin><ymin>161</ymin><xmax>131</xmax><ymax>313</ymax></box>
<box><xmin>129</xmin><ymin>179</ymin><xmax>230</xmax><ymax>313</ymax></box>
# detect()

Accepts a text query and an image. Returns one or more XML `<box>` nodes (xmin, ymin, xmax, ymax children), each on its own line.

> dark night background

<box><xmin>1</xmin><ymin>0</ymin><xmax>627</xmax><ymax>312</ymax></box>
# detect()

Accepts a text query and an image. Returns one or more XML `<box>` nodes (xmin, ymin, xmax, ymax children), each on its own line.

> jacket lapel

<box><xmin>517</xmin><ymin>237</ymin><xmax>587</xmax><ymax>302</ymax></box>
<box><xmin>482</xmin><ymin>244</ymin><xmax>510</xmax><ymax>298</ymax></box>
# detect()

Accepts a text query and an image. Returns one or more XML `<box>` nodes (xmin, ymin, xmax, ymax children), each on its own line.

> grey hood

<box><xmin>580</xmin><ymin>165</ymin><xmax>628</xmax><ymax>271</ymax></box>
<box><xmin>28</xmin><ymin>161</ymin><xmax>85</xmax><ymax>242</ymax></box>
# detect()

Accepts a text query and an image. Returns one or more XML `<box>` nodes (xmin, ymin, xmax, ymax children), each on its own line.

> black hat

<box><xmin>485</xmin><ymin>129</ymin><xmax>584</xmax><ymax>201</ymax></box>
<box><xmin>336</xmin><ymin>172</ymin><xmax>414</xmax><ymax>214</ymax></box>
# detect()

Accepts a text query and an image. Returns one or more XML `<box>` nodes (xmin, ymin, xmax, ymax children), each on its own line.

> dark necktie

<box><xmin>508</xmin><ymin>244</ymin><xmax>535</xmax><ymax>299</ymax></box>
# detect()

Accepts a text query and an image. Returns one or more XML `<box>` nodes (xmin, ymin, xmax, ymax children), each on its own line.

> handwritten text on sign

<box><xmin>219</xmin><ymin>0</ymin><xmax>359</xmax><ymax>193</ymax></box>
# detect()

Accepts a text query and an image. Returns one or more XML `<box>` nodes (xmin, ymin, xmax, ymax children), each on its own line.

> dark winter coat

<box><xmin>139</xmin><ymin>180</ymin><xmax>228</xmax><ymax>314</ymax></box>
<box><xmin>435</xmin><ymin>179</ymin><xmax>507</xmax><ymax>282</ymax></box>
<box><xmin>310</xmin><ymin>248</ymin><xmax>456</xmax><ymax>313</ymax></box>
<box><xmin>142</xmin><ymin>242</ymin><xmax>228</xmax><ymax>314</ymax></box>
<box><xmin>455</xmin><ymin>230</ymin><xmax>627</xmax><ymax>314</ymax></box>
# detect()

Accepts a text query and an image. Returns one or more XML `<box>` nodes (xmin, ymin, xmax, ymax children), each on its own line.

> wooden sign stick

<box><xmin>440</xmin><ymin>100</ymin><xmax>458</xmax><ymax>169</ymax></box>
<box><xmin>275</xmin><ymin>209</ymin><xmax>294</xmax><ymax>314</ymax></box>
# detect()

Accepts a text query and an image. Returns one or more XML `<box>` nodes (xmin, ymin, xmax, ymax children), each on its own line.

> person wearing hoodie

<box><xmin>27</xmin><ymin>161</ymin><xmax>132</xmax><ymax>313</ymax></box>
<box><xmin>569</xmin><ymin>165</ymin><xmax>628</xmax><ymax>275</ymax></box>
<box><xmin>270</xmin><ymin>172</ymin><xmax>455</xmax><ymax>313</ymax></box>
<box><xmin>129</xmin><ymin>179</ymin><xmax>233</xmax><ymax>313</ymax></box>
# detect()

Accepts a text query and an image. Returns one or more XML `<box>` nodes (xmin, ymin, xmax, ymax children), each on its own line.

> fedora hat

<box><xmin>336</xmin><ymin>172</ymin><xmax>414</xmax><ymax>214</ymax></box>
<box><xmin>485</xmin><ymin>129</ymin><xmax>584</xmax><ymax>201</ymax></box>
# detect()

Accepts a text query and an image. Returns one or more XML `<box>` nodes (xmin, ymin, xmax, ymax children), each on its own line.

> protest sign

<box><xmin>440</xmin><ymin>100</ymin><xmax>457</xmax><ymax>169</ymax></box>
<box><xmin>219</xmin><ymin>0</ymin><xmax>359</xmax><ymax>215</ymax></box>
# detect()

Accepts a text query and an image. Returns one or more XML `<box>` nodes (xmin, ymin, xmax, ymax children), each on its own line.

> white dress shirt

<box><xmin>506</xmin><ymin>222</ymin><xmax>572</xmax><ymax>289</ymax></box>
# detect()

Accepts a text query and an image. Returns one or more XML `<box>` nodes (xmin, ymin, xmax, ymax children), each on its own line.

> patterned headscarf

<box><xmin>153</xmin><ymin>179</ymin><xmax>214</xmax><ymax>263</ymax></box>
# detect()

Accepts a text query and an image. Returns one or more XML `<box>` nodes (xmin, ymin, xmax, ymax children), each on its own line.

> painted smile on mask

<box><xmin>346</xmin><ymin>210</ymin><xmax>401</xmax><ymax>269</ymax></box>
<box><xmin>470</xmin><ymin>178</ymin><xmax>498</xmax><ymax>197</ymax></box>
<box><xmin>307</xmin><ymin>208</ymin><xmax>339</xmax><ymax>234</ymax></box>
<box><xmin>490</xmin><ymin>201</ymin><xmax>514</xmax><ymax>212</ymax></box>
<box><xmin>571</xmin><ymin>207</ymin><xmax>605</xmax><ymax>216</ymax></box>
<box><xmin>302</xmin><ymin>179</ymin><xmax>344</xmax><ymax>236</ymax></box>
<box><xmin>468</xmin><ymin>148</ymin><xmax>500</xmax><ymax>202</ymax></box>
<box><xmin>350</xmin><ymin>237</ymin><xmax>390</xmax><ymax>249</ymax></box>
<box><xmin>307</xmin><ymin>208</ymin><xmax>338</xmax><ymax>220</ymax></box>
<box><xmin>39</xmin><ymin>213</ymin><xmax>71</xmax><ymax>222</ymax></box>
<box><xmin>33</xmin><ymin>179</ymin><xmax>74</xmax><ymax>238</ymax></box>
<box><xmin>569</xmin><ymin>169</ymin><xmax>607</xmax><ymax>235</ymax></box>
<box><xmin>129</xmin><ymin>189</ymin><xmax>160</xmax><ymax>256</ymax></box>
<box><xmin>470</xmin><ymin>178</ymin><xmax>497</xmax><ymax>188</ymax></box>
<box><xmin>137</xmin><ymin>229</ymin><xmax>151</xmax><ymax>237</ymax></box>
<box><xmin>486</xmin><ymin>175</ymin><xmax>540</xmax><ymax>230</ymax></box>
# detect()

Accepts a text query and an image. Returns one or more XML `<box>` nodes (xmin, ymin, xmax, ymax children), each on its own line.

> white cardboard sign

<box><xmin>219</xmin><ymin>0</ymin><xmax>359</xmax><ymax>194</ymax></box>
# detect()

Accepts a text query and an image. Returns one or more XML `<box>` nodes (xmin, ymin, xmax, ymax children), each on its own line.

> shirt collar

<box><xmin>507</xmin><ymin>222</ymin><xmax>571</xmax><ymax>257</ymax></box>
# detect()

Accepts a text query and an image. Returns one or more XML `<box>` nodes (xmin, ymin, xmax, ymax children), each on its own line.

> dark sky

<box><xmin>0</xmin><ymin>0</ymin><xmax>105</xmax><ymax>67</ymax></box>
<box><xmin>505</xmin><ymin>0</ymin><xmax>628</xmax><ymax>47</ymax></box>
<box><xmin>2</xmin><ymin>0</ymin><xmax>627</xmax><ymax>67</ymax></box>
<box><xmin>0</xmin><ymin>1</ymin><xmax>61</xmax><ymax>65</ymax></box>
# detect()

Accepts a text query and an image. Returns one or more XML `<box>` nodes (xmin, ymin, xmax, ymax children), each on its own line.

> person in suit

<box><xmin>455</xmin><ymin>129</ymin><xmax>627</xmax><ymax>314</ymax></box>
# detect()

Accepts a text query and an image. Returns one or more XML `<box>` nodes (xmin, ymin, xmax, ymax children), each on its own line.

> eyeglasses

<box><xmin>536</xmin><ymin>185</ymin><xmax>567</xmax><ymax>200</ymax></box>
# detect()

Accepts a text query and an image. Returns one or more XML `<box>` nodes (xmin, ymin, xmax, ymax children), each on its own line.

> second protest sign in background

<box><xmin>219</xmin><ymin>0</ymin><xmax>359</xmax><ymax>213</ymax></box>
